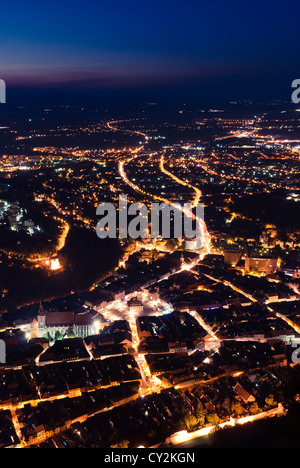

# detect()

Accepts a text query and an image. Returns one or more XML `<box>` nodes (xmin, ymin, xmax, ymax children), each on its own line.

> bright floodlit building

<box><xmin>38</xmin><ymin>302</ymin><xmax>94</xmax><ymax>341</ymax></box>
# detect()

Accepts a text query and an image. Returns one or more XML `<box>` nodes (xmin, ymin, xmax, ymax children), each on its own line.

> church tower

<box><xmin>38</xmin><ymin>302</ymin><xmax>46</xmax><ymax>337</ymax></box>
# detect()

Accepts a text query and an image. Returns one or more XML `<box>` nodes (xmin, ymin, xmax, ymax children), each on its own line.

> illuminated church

<box><xmin>38</xmin><ymin>302</ymin><xmax>95</xmax><ymax>342</ymax></box>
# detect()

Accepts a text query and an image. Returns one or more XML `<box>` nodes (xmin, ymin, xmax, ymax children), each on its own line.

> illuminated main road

<box><xmin>159</xmin><ymin>152</ymin><xmax>211</xmax><ymax>254</ymax></box>
<box><xmin>119</xmin><ymin>151</ymin><xmax>211</xmax><ymax>256</ymax></box>
<box><xmin>159</xmin><ymin>153</ymin><xmax>202</xmax><ymax>208</ymax></box>
<box><xmin>109</xmin><ymin>115</ymin><xmax>211</xmax><ymax>255</ymax></box>
<box><xmin>111</xmin><ymin>119</ymin><xmax>213</xmax><ymax>390</ymax></box>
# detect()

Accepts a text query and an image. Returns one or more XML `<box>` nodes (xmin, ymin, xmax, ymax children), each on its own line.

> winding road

<box><xmin>109</xmin><ymin>119</ymin><xmax>211</xmax><ymax>256</ymax></box>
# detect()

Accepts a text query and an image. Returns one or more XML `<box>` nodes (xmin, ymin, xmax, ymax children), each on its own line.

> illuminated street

<box><xmin>0</xmin><ymin>0</ymin><xmax>299</xmax><ymax>450</ymax></box>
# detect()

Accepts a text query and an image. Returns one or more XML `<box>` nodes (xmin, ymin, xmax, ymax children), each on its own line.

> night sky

<box><xmin>1</xmin><ymin>0</ymin><xmax>299</xmax><ymax>103</ymax></box>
